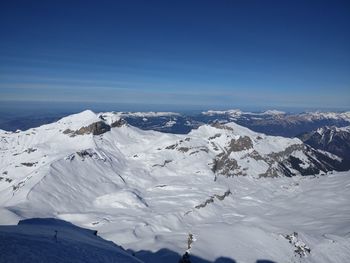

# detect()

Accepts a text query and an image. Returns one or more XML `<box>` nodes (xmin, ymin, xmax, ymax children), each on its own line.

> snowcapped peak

<box><xmin>338</xmin><ymin>125</ymin><xmax>350</xmax><ymax>132</ymax></box>
<box><xmin>202</xmin><ymin>109</ymin><xmax>288</xmax><ymax>117</ymax></box>
<box><xmin>201</xmin><ymin>109</ymin><xmax>242</xmax><ymax>116</ymax></box>
<box><xmin>315</xmin><ymin>125</ymin><xmax>350</xmax><ymax>135</ymax></box>
<box><xmin>301</xmin><ymin>111</ymin><xmax>350</xmax><ymax>122</ymax></box>
<box><xmin>316</xmin><ymin>127</ymin><xmax>325</xmax><ymax>135</ymax></box>
<box><xmin>67</xmin><ymin>109</ymin><xmax>97</xmax><ymax>120</ymax></box>
<box><xmin>262</xmin><ymin>109</ymin><xmax>286</xmax><ymax>115</ymax></box>
<box><xmin>190</xmin><ymin>121</ymin><xmax>253</xmax><ymax>138</ymax></box>
<box><xmin>56</xmin><ymin>110</ymin><xmax>100</xmax><ymax>130</ymax></box>
<box><xmin>97</xmin><ymin>112</ymin><xmax>123</xmax><ymax>126</ymax></box>
<box><xmin>118</xmin><ymin>111</ymin><xmax>180</xmax><ymax>117</ymax></box>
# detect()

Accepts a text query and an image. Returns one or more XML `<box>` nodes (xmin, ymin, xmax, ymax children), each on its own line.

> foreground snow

<box><xmin>0</xmin><ymin>110</ymin><xmax>349</xmax><ymax>262</ymax></box>
<box><xmin>0</xmin><ymin>218</ymin><xmax>142</xmax><ymax>263</ymax></box>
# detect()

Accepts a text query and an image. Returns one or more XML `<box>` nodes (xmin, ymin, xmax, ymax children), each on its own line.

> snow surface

<box><xmin>0</xmin><ymin>110</ymin><xmax>349</xmax><ymax>263</ymax></box>
<box><xmin>262</xmin><ymin>109</ymin><xmax>286</xmax><ymax>115</ymax></box>
<box><xmin>0</xmin><ymin>218</ymin><xmax>142</xmax><ymax>263</ymax></box>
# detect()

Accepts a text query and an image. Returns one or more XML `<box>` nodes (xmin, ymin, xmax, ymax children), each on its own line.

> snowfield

<box><xmin>0</xmin><ymin>110</ymin><xmax>349</xmax><ymax>263</ymax></box>
<box><xmin>0</xmin><ymin>218</ymin><xmax>142</xmax><ymax>263</ymax></box>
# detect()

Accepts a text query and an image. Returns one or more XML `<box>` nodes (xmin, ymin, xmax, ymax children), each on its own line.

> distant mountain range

<box><xmin>101</xmin><ymin>109</ymin><xmax>350</xmax><ymax>137</ymax></box>
<box><xmin>2</xmin><ymin>109</ymin><xmax>350</xmax><ymax>138</ymax></box>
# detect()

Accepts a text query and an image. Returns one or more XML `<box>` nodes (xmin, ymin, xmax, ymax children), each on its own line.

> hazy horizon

<box><xmin>0</xmin><ymin>100</ymin><xmax>349</xmax><ymax>116</ymax></box>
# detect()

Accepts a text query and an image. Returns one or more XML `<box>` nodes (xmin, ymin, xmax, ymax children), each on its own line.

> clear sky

<box><xmin>0</xmin><ymin>0</ymin><xmax>349</xmax><ymax>110</ymax></box>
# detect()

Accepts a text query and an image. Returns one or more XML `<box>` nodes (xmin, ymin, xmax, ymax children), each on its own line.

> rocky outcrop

<box><xmin>75</xmin><ymin>121</ymin><xmax>111</xmax><ymax>135</ymax></box>
<box><xmin>63</xmin><ymin>120</ymin><xmax>126</xmax><ymax>137</ymax></box>
<box><xmin>284</xmin><ymin>232</ymin><xmax>311</xmax><ymax>258</ymax></box>
<box><xmin>212</xmin><ymin>152</ymin><xmax>241</xmax><ymax>177</ymax></box>
<box><xmin>212</xmin><ymin>135</ymin><xmax>347</xmax><ymax>178</ymax></box>
<box><xmin>152</xmin><ymin>160</ymin><xmax>172</xmax><ymax>167</ymax></box>
<box><xmin>211</xmin><ymin>136</ymin><xmax>253</xmax><ymax>177</ymax></box>
<box><xmin>195</xmin><ymin>190</ymin><xmax>231</xmax><ymax>209</ymax></box>
<box><xmin>111</xmin><ymin>118</ymin><xmax>127</xmax><ymax>128</ymax></box>
<box><xmin>228</xmin><ymin>136</ymin><xmax>253</xmax><ymax>152</ymax></box>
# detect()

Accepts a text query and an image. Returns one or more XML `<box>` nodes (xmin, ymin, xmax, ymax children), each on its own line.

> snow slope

<box><xmin>0</xmin><ymin>218</ymin><xmax>142</xmax><ymax>263</ymax></box>
<box><xmin>0</xmin><ymin>110</ymin><xmax>349</xmax><ymax>263</ymax></box>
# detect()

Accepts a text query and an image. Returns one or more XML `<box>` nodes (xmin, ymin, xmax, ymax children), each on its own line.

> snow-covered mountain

<box><xmin>0</xmin><ymin>110</ymin><xmax>350</xmax><ymax>262</ymax></box>
<box><xmin>299</xmin><ymin>126</ymin><xmax>350</xmax><ymax>161</ymax></box>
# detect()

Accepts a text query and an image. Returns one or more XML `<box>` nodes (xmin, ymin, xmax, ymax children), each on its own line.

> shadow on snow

<box><xmin>130</xmin><ymin>248</ymin><xmax>277</xmax><ymax>263</ymax></box>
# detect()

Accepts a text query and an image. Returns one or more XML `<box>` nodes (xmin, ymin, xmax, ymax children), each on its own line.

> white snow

<box><xmin>301</xmin><ymin>111</ymin><xmax>350</xmax><ymax>122</ymax></box>
<box><xmin>164</xmin><ymin>120</ymin><xmax>177</xmax><ymax>128</ymax></box>
<box><xmin>115</xmin><ymin>111</ymin><xmax>180</xmax><ymax>118</ymax></box>
<box><xmin>202</xmin><ymin>109</ymin><xmax>286</xmax><ymax>117</ymax></box>
<box><xmin>201</xmin><ymin>109</ymin><xmax>243</xmax><ymax>117</ymax></box>
<box><xmin>0</xmin><ymin>218</ymin><xmax>142</xmax><ymax>263</ymax></box>
<box><xmin>262</xmin><ymin>109</ymin><xmax>286</xmax><ymax>115</ymax></box>
<box><xmin>0</xmin><ymin>110</ymin><xmax>349</xmax><ymax>263</ymax></box>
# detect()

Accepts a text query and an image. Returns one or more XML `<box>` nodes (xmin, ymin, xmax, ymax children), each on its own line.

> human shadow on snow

<box><xmin>130</xmin><ymin>248</ymin><xmax>277</xmax><ymax>263</ymax></box>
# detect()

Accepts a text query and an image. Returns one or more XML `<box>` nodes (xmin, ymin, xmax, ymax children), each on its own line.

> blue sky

<box><xmin>0</xmin><ymin>0</ymin><xmax>349</xmax><ymax>110</ymax></box>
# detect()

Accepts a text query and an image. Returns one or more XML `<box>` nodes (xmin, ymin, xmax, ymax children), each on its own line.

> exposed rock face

<box><xmin>212</xmin><ymin>136</ymin><xmax>252</xmax><ymax>177</ymax></box>
<box><xmin>211</xmin><ymin>122</ymin><xmax>234</xmax><ymax>131</ymax></box>
<box><xmin>212</xmin><ymin>152</ymin><xmax>241</xmax><ymax>177</ymax></box>
<box><xmin>152</xmin><ymin>160</ymin><xmax>172</xmax><ymax>167</ymax></box>
<box><xmin>228</xmin><ymin>136</ymin><xmax>253</xmax><ymax>152</ymax></box>
<box><xmin>63</xmin><ymin>129</ymin><xmax>74</xmax><ymax>134</ymax></box>
<box><xmin>111</xmin><ymin>119</ymin><xmax>127</xmax><ymax>128</ymax></box>
<box><xmin>211</xmin><ymin>133</ymin><xmax>347</xmax><ymax>179</ymax></box>
<box><xmin>263</xmin><ymin>144</ymin><xmax>350</xmax><ymax>177</ymax></box>
<box><xmin>21</xmin><ymin>162</ymin><xmax>38</xmax><ymax>167</ymax></box>
<box><xmin>75</xmin><ymin>121</ymin><xmax>111</xmax><ymax>135</ymax></box>
<box><xmin>299</xmin><ymin>126</ymin><xmax>350</xmax><ymax>161</ymax></box>
<box><xmin>284</xmin><ymin>232</ymin><xmax>311</xmax><ymax>258</ymax></box>
<box><xmin>65</xmin><ymin>149</ymin><xmax>107</xmax><ymax>162</ymax></box>
<box><xmin>63</xmin><ymin>118</ymin><xmax>127</xmax><ymax>137</ymax></box>
<box><xmin>195</xmin><ymin>190</ymin><xmax>231</xmax><ymax>209</ymax></box>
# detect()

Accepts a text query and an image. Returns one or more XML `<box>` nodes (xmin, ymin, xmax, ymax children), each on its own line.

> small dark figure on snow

<box><xmin>178</xmin><ymin>252</ymin><xmax>191</xmax><ymax>263</ymax></box>
<box><xmin>54</xmin><ymin>230</ymin><xmax>58</xmax><ymax>242</ymax></box>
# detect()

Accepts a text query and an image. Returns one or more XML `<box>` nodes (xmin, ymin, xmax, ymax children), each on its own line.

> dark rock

<box><xmin>21</xmin><ymin>162</ymin><xmax>38</xmax><ymax>167</ymax></box>
<box><xmin>75</xmin><ymin>121</ymin><xmax>111</xmax><ymax>135</ymax></box>
<box><xmin>299</xmin><ymin>126</ymin><xmax>350</xmax><ymax>161</ymax></box>
<box><xmin>63</xmin><ymin>129</ymin><xmax>74</xmax><ymax>134</ymax></box>
<box><xmin>228</xmin><ymin>136</ymin><xmax>253</xmax><ymax>152</ymax></box>
<box><xmin>111</xmin><ymin>118</ymin><xmax>127</xmax><ymax>128</ymax></box>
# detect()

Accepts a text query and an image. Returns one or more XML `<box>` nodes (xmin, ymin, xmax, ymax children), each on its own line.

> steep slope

<box><xmin>299</xmin><ymin>126</ymin><xmax>350</xmax><ymax>161</ymax></box>
<box><xmin>0</xmin><ymin>218</ymin><xmax>142</xmax><ymax>263</ymax></box>
<box><xmin>0</xmin><ymin>110</ymin><xmax>350</xmax><ymax>263</ymax></box>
